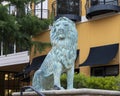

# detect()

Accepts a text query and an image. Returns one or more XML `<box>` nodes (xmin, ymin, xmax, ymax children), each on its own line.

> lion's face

<box><xmin>51</xmin><ymin>20</ymin><xmax>69</xmax><ymax>41</ymax></box>
<box><xmin>50</xmin><ymin>17</ymin><xmax>78</xmax><ymax>46</ymax></box>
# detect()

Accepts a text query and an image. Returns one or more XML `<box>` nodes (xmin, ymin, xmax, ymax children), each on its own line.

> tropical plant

<box><xmin>0</xmin><ymin>4</ymin><xmax>20</xmax><ymax>54</ymax></box>
<box><xmin>0</xmin><ymin>0</ymin><xmax>51</xmax><ymax>54</ymax></box>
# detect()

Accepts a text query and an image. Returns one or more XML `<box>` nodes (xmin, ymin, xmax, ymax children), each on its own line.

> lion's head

<box><xmin>50</xmin><ymin>17</ymin><xmax>78</xmax><ymax>47</ymax></box>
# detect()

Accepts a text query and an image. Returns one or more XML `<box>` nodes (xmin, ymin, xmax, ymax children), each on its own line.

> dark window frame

<box><xmin>91</xmin><ymin>65</ymin><xmax>119</xmax><ymax>77</ymax></box>
<box><xmin>57</xmin><ymin>0</ymin><xmax>80</xmax><ymax>15</ymax></box>
<box><xmin>90</xmin><ymin>0</ymin><xmax>119</xmax><ymax>6</ymax></box>
<box><xmin>0</xmin><ymin>71</ymin><xmax>20</xmax><ymax>96</ymax></box>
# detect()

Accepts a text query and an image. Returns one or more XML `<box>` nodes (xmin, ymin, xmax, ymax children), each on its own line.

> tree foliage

<box><xmin>0</xmin><ymin>0</ymin><xmax>50</xmax><ymax>54</ymax></box>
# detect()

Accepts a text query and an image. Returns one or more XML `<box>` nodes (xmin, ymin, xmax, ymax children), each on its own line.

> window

<box><xmin>105</xmin><ymin>66</ymin><xmax>119</xmax><ymax>76</ymax></box>
<box><xmin>91</xmin><ymin>0</ymin><xmax>99</xmax><ymax>6</ymax></box>
<box><xmin>104</xmin><ymin>0</ymin><xmax>118</xmax><ymax>5</ymax></box>
<box><xmin>0</xmin><ymin>41</ymin><xmax>28</xmax><ymax>56</ymax></box>
<box><xmin>90</xmin><ymin>0</ymin><xmax>118</xmax><ymax>6</ymax></box>
<box><xmin>5</xmin><ymin>74</ymin><xmax>9</xmax><ymax>80</ymax></box>
<box><xmin>2</xmin><ymin>1</ymin><xmax>31</xmax><ymax>16</ymax></box>
<box><xmin>8</xmin><ymin>4</ymin><xmax>16</xmax><ymax>15</ymax></box>
<box><xmin>99</xmin><ymin>0</ymin><xmax>118</xmax><ymax>5</ymax></box>
<box><xmin>34</xmin><ymin>0</ymin><xmax>48</xmax><ymax>19</ymax></box>
<box><xmin>91</xmin><ymin>67</ymin><xmax>104</xmax><ymax>76</ymax></box>
<box><xmin>57</xmin><ymin>0</ymin><xmax>80</xmax><ymax>15</ymax></box>
<box><xmin>0</xmin><ymin>72</ymin><xmax>20</xmax><ymax>96</ymax></box>
<box><xmin>91</xmin><ymin>65</ymin><xmax>119</xmax><ymax>77</ymax></box>
<box><xmin>3</xmin><ymin>42</ymin><xmax>14</xmax><ymax>55</ymax></box>
<box><xmin>16</xmin><ymin>42</ymin><xmax>28</xmax><ymax>52</ymax></box>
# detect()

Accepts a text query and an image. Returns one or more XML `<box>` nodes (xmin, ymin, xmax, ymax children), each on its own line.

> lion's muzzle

<box><xmin>58</xmin><ymin>29</ymin><xmax>65</xmax><ymax>40</ymax></box>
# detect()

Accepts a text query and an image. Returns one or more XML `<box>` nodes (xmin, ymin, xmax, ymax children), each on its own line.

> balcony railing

<box><xmin>86</xmin><ymin>0</ymin><xmax>120</xmax><ymax>19</ymax></box>
<box><xmin>7</xmin><ymin>2</ymin><xmax>49</xmax><ymax>19</ymax></box>
<box><xmin>0</xmin><ymin>42</ymin><xmax>28</xmax><ymax>56</ymax></box>
<box><xmin>86</xmin><ymin>0</ymin><xmax>120</xmax><ymax>8</ymax></box>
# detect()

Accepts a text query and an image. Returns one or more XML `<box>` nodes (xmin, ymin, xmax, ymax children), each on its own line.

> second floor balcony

<box><xmin>0</xmin><ymin>42</ymin><xmax>29</xmax><ymax>67</ymax></box>
<box><xmin>86</xmin><ymin>0</ymin><xmax>120</xmax><ymax>19</ymax></box>
<box><xmin>0</xmin><ymin>51</ymin><xmax>29</xmax><ymax>67</ymax></box>
<box><xmin>1</xmin><ymin>0</ymin><xmax>49</xmax><ymax>19</ymax></box>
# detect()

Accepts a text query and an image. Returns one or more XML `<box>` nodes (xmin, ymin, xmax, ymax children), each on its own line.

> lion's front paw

<box><xmin>60</xmin><ymin>87</ymin><xmax>65</xmax><ymax>90</ymax></box>
<box><xmin>54</xmin><ymin>85</ymin><xmax>65</xmax><ymax>90</ymax></box>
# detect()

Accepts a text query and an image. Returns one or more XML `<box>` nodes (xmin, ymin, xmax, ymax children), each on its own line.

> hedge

<box><xmin>60</xmin><ymin>73</ymin><xmax>120</xmax><ymax>90</ymax></box>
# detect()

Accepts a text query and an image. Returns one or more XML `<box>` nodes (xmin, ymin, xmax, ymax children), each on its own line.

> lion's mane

<box><xmin>50</xmin><ymin>17</ymin><xmax>78</xmax><ymax>69</ymax></box>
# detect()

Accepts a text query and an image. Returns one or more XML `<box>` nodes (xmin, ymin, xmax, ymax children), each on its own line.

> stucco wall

<box><xmin>31</xmin><ymin>0</ymin><xmax>120</xmax><ymax>76</ymax></box>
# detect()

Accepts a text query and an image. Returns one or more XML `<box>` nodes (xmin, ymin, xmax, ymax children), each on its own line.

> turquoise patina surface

<box><xmin>32</xmin><ymin>17</ymin><xmax>78</xmax><ymax>91</ymax></box>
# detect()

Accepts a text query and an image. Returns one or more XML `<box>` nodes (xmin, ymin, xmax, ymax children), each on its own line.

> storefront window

<box><xmin>91</xmin><ymin>65</ymin><xmax>119</xmax><ymax>77</ymax></box>
<box><xmin>0</xmin><ymin>72</ymin><xmax>20</xmax><ymax>96</ymax></box>
<box><xmin>5</xmin><ymin>74</ymin><xmax>8</xmax><ymax>80</ymax></box>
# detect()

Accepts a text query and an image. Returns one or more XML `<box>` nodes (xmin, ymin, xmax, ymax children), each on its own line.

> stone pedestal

<box><xmin>12</xmin><ymin>88</ymin><xmax>120</xmax><ymax>96</ymax></box>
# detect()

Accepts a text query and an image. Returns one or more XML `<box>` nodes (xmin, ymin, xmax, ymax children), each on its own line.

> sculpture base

<box><xmin>12</xmin><ymin>88</ymin><xmax>120</xmax><ymax>96</ymax></box>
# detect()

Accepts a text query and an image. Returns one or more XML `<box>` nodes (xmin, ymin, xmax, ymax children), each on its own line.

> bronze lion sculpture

<box><xmin>32</xmin><ymin>17</ymin><xmax>78</xmax><ymax>91</ymax></box>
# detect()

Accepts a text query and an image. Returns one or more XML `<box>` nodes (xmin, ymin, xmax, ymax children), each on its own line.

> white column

<box><xmin>14</xmin><ymin>42</ymin><xmax>16</xmax><ymax>53</ymax></box>
<box><xmin>1</xmin><ymin>42</ymin><xmax>3</xmax><ymax>55</ymax></box>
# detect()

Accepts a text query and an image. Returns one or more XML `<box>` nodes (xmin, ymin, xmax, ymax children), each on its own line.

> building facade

<box><xmin>31</xmin><ymin>0</ymin><xmax>120</xmax><ymax>77</ymax></box>
<box><xmin>1</xmin><ymin>0</ymin><xmax>120</xmax><ymax>95</ymax></box>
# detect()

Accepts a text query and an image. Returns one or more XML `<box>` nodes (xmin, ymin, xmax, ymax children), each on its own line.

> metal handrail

<box><xmin>20</xmin><ymin>86</ymin><xmax>45</xmax><ymax>96</ymax></box>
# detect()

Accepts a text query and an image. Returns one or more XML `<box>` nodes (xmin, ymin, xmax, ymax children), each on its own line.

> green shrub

<box><xmin>103</xmin><ymin>76</ymin><xmax>118</xmax><ymax>90</ymax></box>
<box><xmin>61</xmin><ymin>74</ymin><xmax>67</xmax><ymax>88</ymax></box>
<box><xmin>60</xmin><ymin>73</ymin><xmax>120</xmax><ymax>90</ymax></box>
<box><xmin>61</xmin><ymin>73</ymin><xmax>87</xmax><ymax>88</ymax></box>
<box><xmin>85</xmin><ymin>77</ymin><xmax>104</xmax><ymax>89</ymax></box>
<box><xmin>115</xmin><ymin>75</ymin><xmax>120</xmax><ymax>90</ymax></box>
<box><xmin>85</xmin><ymin>76</ymin><xmax>119</xmax><ymax>90</ymax></box>
<box><xmin>74</xmin><ymin>73</ymin><xmax>87</xmax><ymax>88</ymax></box>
